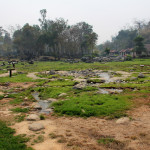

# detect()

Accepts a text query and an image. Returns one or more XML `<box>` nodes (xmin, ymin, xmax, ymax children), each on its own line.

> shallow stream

<box><xmin>32</xmin><ymin>92</ymin><xmax>52</xmax><ymax>114</ymax></box>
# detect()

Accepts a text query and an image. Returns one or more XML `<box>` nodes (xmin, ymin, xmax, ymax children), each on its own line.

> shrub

<box><xmin>125</xmin><ymin>55</ymin><xmax>132</xmax><ymax>61</ymax></box>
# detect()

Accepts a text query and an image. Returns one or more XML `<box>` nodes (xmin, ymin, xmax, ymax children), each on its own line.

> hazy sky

<box><xmin>0</xmin><ymin>0</ymin><xmax>150</xmax><ymax>44</ymax></box>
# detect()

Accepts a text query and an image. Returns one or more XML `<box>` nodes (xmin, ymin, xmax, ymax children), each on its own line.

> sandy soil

<box><xmin>9</xmin><ymin>95</ymin><xmax>150</xmax><ymax>150</ymax></box>
<box><xmin>27</xmin><ymin>72</ymin><xmax>47</xmax><ymax>80</ymax></box>
<box><xmin>9</xmin><ymin>82</ymin><xmax>35</xmax><ymax>88</ymax></box>
<box><xmin>0</xmin><ymin>70</ymin><xmax>17</xmax><ymax>77</ymax></box>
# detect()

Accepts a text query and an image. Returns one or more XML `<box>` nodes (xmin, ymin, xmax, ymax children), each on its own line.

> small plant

<box><xmin>33</xmin><ymin>135</ymin><xmax>44</xmax><ymax>143</ymax></box>
<box><xmin>57</xmin><ymin>137</ymin><xmax>67</xmax><ymax>143</ymax></box>
<box><xmin>98</xmin><ymin>138</ymin><xmax>114</xmax><ymax>144</ymax></box>
<box><xmin>40</xmin><ymin>114</ymin><xmax>45</xmax><ymax>120</ymax></box>
<box><xmin>0</xmin><ymin>95</ymin><xmax>4</xmax><ymax>100</ymax></box>
<box><xmin>15</xmin><ymin>114</ymin><xmax>26</xmax><ymax>122</ymax></box>
<box><xmin>49</xmin><ymin>132</ymin><xmax>57</xmax><ymax>139</ymax></box>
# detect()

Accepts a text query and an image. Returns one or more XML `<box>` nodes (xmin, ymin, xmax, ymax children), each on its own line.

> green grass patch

<box><xmin>0</xmin><ymin>120</ymin><xmax>33</xmax><ymax>150</ymax></box>
<box><xmin>35</xmin><ymin>86</ymin><xmax>72</xmax><ymax>99</ymax></box>
<box><xmin>47</xmin><ymin>79</ymin><xmax>77</xmax><ymax>86</ymax></box>
<box><xmin>0</xmin><ymin>73</ymin><xmax>35</xmax><ymax>83</ymax></box>
<box><xmin>87</xmin><ymin>78</ymin><xmax>102</xmax><ymax>83</ymax></box>
<box><xmin>14</xmin><ymin>59</ymin><xmax>150</xmax><ymax>72</ymax></box>
<box><xmin>98</xmin><ymin>138</ymin><xmax>115</xmax><ymax>144</ymax></box>
<box><xmin>52</xmin><ymin>93</ymin><xmax>131</xmax><ymax>117</ymax></box>
<box><xmin>0</xmin><ymin>95</ymin><xmax>4</xmax><ymax>100</ymax></box>
<box><xmin>9</xmin><ymin>88</ymin><xmax>35</xmax><ymax>105</ymax></box>
<box><xmin>11</xmin><ymin>107</ymin><xmax>29</xmax><ymax>113</ymax></box>
<box><xmin>15</xmin><ymin>115</ymin><xmax>26</xmax><ymax>122</ymax></box>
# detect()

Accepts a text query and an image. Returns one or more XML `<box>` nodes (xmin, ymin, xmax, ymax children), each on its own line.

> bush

<box><xmin>40</xmin><ymin>114</ymin><xmax>45</xmax><ymax>120</ymax></box>
<box><xmin>125</xmin><ymin>55</ymin><xmax>132</xmax><ymax>61</ymax></box>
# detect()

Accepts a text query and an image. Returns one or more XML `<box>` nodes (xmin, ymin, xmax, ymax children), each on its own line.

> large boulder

<box><xmin>26</xmin><ymin>114</ymin><xmax>40</xmax><ymax>121</ymax></box>
<box><xmin>28</xmin><ymin>123</ymin><xmax>45</xmax><ymax>131</ymax></box>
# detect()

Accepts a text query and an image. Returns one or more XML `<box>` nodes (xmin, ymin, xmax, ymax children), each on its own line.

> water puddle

<box><xmin>32</xmin><ymin>92</ymin><xmax>52</xmax><ymax>114</ymax></box>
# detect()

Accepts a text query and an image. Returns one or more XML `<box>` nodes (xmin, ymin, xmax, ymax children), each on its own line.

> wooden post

<box><xmin>7</xmin><ymin>69</ymin><xmax>15</xmax><ymax>77</ymax></box>
<box><xmin>140</xmin><ymin>65</ymin><xmax>144</xmax><ymax>72</ymax></box>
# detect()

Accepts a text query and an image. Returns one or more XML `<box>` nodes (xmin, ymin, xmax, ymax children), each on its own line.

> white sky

<box><xmin>0</xmin><ymin>0</ymin><xmax>150</xmax><ymax>44</ymax></box>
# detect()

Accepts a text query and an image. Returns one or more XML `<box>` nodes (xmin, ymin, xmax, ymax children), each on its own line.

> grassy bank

<box><xmin>0</xmin><ymin>121</ymin><xmax>32</xmax><ymax>150</ymax></box>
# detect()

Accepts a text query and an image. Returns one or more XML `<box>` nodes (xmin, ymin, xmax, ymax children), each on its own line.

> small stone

<box><xmin>138</xmin><ymin>73</ymin><xmax>145</xmax><ymax>78</ymax></box>
<box><xmin>21</xmin><ymin>102</ymin><xmax>29</xmax><ymax>106</ymax></box>
<box><xmin>26</xmin><ymin>114</ymin><xmax>40</xmax><ymax>121</ymax></box>
<box><xmin>116</xmin><ymin>117</ymin><xmax>130</xmax><ymax>124</ymax></box>
<box><xmin>59</xmin><ymin>93</ymin><xmax>67</xmax><ymax>97</ymax></box>
<box><xmin>130</xmin><ymin>77</ymin><xmax>137</xmax><ymax>81</ymax></box>
<box><xmin>28</xmin><ymin>123</ymin><xmax>44</xmax><ymax>131</ymax></box>
<box><xmin>34</xmin><ymin>104</ymin><xmax>42</xmax><ymax>110</ymax></box>
<box><xmin>47</xmin><ymin>98</ymin><xmax>57</xmax><ymax>102</ymax></box>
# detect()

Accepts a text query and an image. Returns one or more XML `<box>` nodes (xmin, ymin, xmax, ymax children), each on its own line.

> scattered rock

<box><xmin>21</xmin><ymin>102</ymin><xmax>29</xmax><ymax>106</ymax></box>
<box><xmin>59</xmin><ymin>93</ymin><xmax>67</xmax><ymax>97</ymax></box>
<box><xmin>73</xmin><ymin>83</ymin><xmax>87</xmax><ymax>89</ymax></box>
<box><xmin>47</xmin><ymin>98</ymin><xmax>57</xmax><ymax>102</ymax></box>
<box><xmin>130</xmin><ymin>77</ymin><xmax>138</xmax><ymax>81</ymax></box>
<box><xmin>138</xmin><ymin>73</ymin><xmax>145</xmax><ymax>78</ymax></box>
<box><xmin>33</xmin><ymin>104</ymin><xmax>42</xmax><ymax>110</ymax></box>
<box><xmin>48</xmin><ymin>70</ymin><xmax>55</xmax><ymax>75</ymax></box>
<box><xmin>28</xmin><ymin>123</ymin><xmax>45</xmax><ymax>131</ymax></box>
<box><xmin>116</xmin><ymin>117</ymin><xmax>130</xmax><ymax>124</ymax></box>
<box><xmin>26</xmin><ymin>114</ymin><xmax>40</xmax><ymax>121</ymax></box>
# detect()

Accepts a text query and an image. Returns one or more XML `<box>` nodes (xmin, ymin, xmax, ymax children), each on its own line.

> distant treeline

<box><xmin>0</xmin><ymin>9</ymin><xmax>98</xmax><ymax>60</ymax></box>
<box><xmin>98</xmin><ymin>20</ymin><xmax>150</xmax><ymax>53</ymax></box>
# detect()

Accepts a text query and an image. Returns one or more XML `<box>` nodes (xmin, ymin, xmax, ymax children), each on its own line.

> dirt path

<box><xmin>0</xmin><ymin>70</ymin><xmax>17</xmax><ymax>77</ymax></box>
<box><xmin>27</xmin><ymin>72</ymin><xmax>47</xmax><ymax>80</ymax></box>
<box><xmin>12</xmin><ymin>120</ymin><xmax>68</xmax><ymax>150</ymax></box>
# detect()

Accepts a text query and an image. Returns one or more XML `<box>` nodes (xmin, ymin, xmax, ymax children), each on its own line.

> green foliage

<box><xmin>15</xmin><ymin>59</ymin><xmax>150</xmax><ymax>73</ymax></box>
<box><xmin>47</xmin><ymin>79</ymin><xmax>77</xmax><ymax>86</ymax></box>
<box><xmin>134</xmin><ymin>36</ymin><xmax>146</xmax><ymax>57</ymax></box>
<box><xmin>125</xmin><ymin>55</ymin><xmax>132</xmax><ymax>61</ymax></box>
<box><xmin>33</xmin><ymin>135</ymin><xmax>44</xmax><ymax>143</ymax></box>
<box><xmin>40</xmin><ymin>114</ymin><xmax>45</xmax><ymax>120</ymax></box>
<box><xmin>36</xmin><ymin>86</ymin><xmax>72</xmax><ymax>99</ymax></box>
<box><xmin>0</xmin><ymin>121</ymin><xmax>32</xmax><ymax>150</ymax></box>
<box><xmin>11</xmin><ymin>107</ymin><xmax>29</xmax><ymax>113</ymax></box>
<box><xmin>105</xmin><ymin>47</ymin><xmax>110</xmax><ymax>55</ymax></box>
<box><xmin>87</xmin><ymin>78</ymin><xmax>102</xmax><ymax>83</ymax></box>
<box><xmin>15</xmin><ymin>115</ymin><xmax>26</xmax><ymax>122</ymax></box>
<box><xmin>98</xmin><ymin>138</ymin><xmax>115</xmax><ymax>144</ymax></box>
<box><xmin>52</xmin><ymin>93</ymin><xmax>131</xmax><ymax>117</ymax></box>
<box><xmin>0</xmin><ymin>95</ymin><xmax>4</xmax><ymax>100</ymax></box>
<box><xmin>9</xmin><ymin>89</ymin><xmax>34</xmax><ymax>105</ymax></box>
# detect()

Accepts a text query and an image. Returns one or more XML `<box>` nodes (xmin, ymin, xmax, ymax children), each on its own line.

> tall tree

<box><xmin>134</xmin><ymin>36</ymin><xmax>146</xmax><ymax>57</ymax></box>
